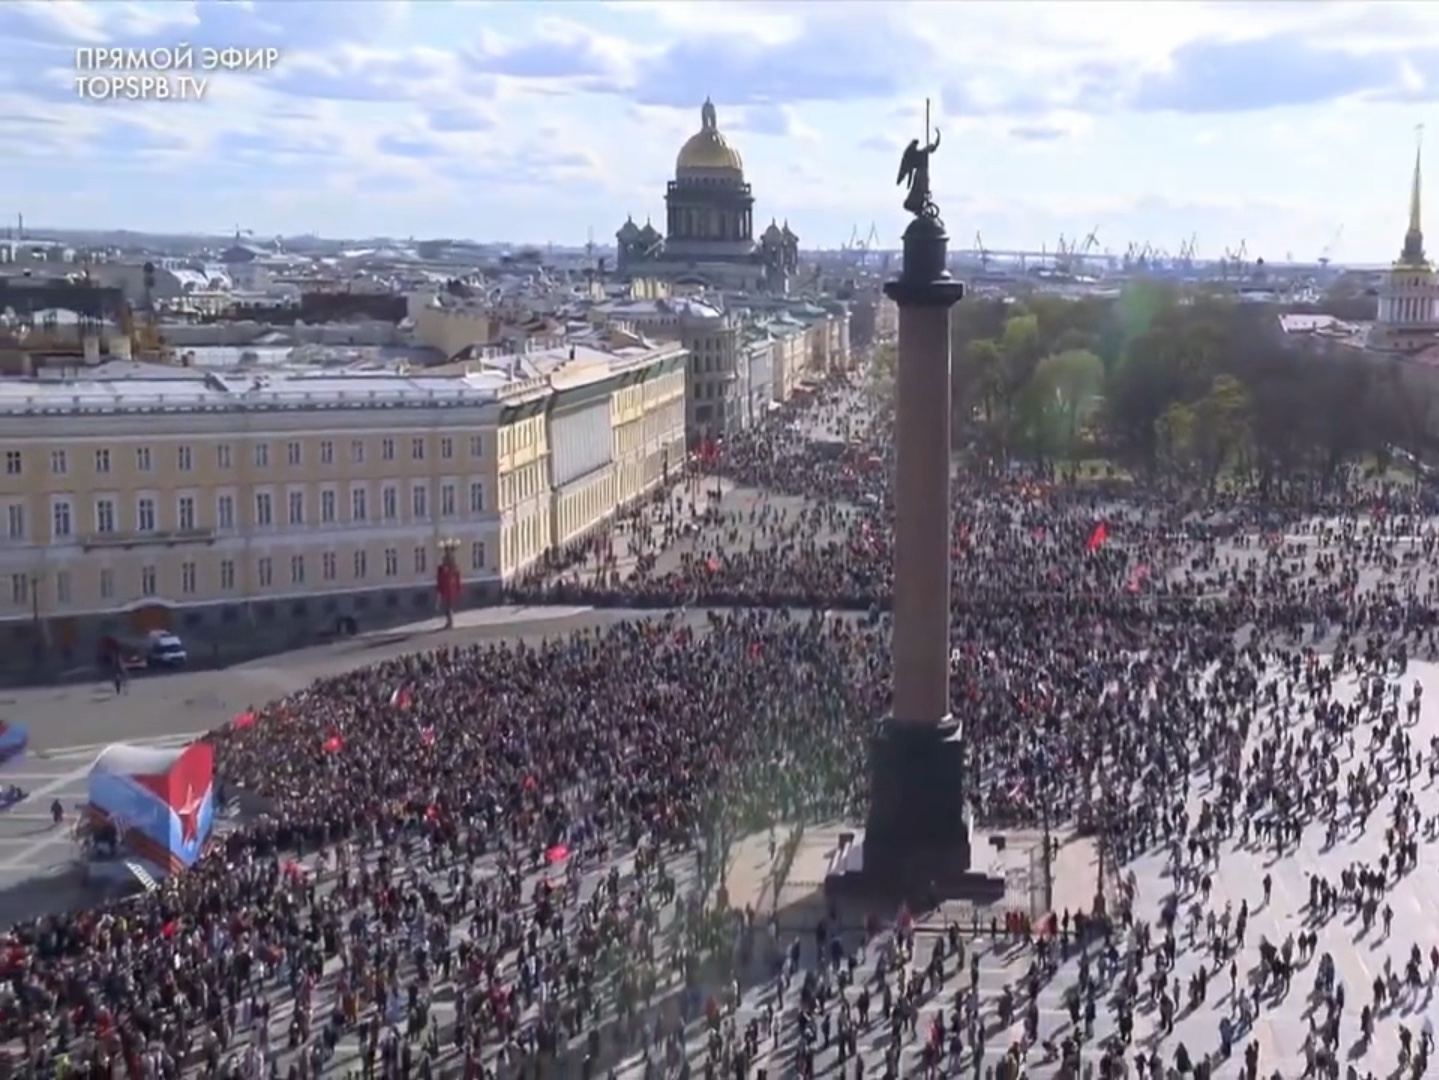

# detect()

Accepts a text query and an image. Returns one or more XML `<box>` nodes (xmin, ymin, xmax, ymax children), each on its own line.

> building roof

<box><xmin>427</xmin><ymin>342</ymin><xmax>684</xmax><ymax>387</ymax></box>
<box><xmin>0</xmin><ymin>366</ymin><xmax>511</xmax><ymax>416</ymax></box>
<box><xmin>1277</xmin><ymin>312</ymin><xmax>1369</xmax><ymax>347</ymax></box>
<box><xmin>168</xmin><ymin>268</ymin><xmax>211</xmax><ymax>292</ymax></box>
<box><xmin>675</xmin><ymin>98</ymin><xmax>744</xmax><ymax>176</ymax></box>
<box><xmin>594</xmin><ymin>296</ymin><xmax>723</xmax><ymax>321</ymax></box>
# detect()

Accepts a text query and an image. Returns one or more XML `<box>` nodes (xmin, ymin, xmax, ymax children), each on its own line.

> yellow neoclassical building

<box><xmin>0</xmin><ymin>342</ymin><xmax>686</xmax><ymax>668</ymax></box>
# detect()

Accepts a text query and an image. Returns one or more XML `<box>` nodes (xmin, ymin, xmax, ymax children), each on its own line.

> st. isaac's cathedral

<box><xmin>615</xmin><ymin>98</ymin><xmax>800</xmax><ymax>292</ymax></box>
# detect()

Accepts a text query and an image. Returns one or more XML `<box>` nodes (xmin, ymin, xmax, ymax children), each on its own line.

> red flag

<box><xmin>161</xmin><ymin>920</ymin><xmax>177</xmax><ymax>938</ymax></box>
<box><xmin>232</xmin><ymin>711</ymin><xmax>256</xmax><ymax>730</ymax></box>
<box><xmin>522</xmin><ymin>775</ymin><xmax>538</xmax><ymax>792</ymax></box>
<box><xmin>388</xmin><ymin>686</ymin><xmax>411</xmax><ymax>709</ymax></box>
<box><xmin>1085</xmin><ymin>522</ymin><xmax>1108</xmax><ymax>552</ymax></box>
<box><xmin>545</xmin><ymin>843</ymin><xmax>570</xmax><ymax>865</ymax></box>
<box><xmin>322</xmin><ymin>735</ymin><xmax>343</xmax><ymax>754</ymax></box>
<box><xmin>1124</xmin><ymin>563</ymin><xmax>1150</xmax><ymax>593</ymax></box>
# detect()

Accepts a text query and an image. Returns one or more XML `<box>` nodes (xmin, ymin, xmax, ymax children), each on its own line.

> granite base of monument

<box><xmin>824</xmin><ymin>719</ymin><xmax>1006</xmax><ymax>906</ymax></box>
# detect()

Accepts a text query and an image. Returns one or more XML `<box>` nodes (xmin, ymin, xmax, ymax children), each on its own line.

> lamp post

<box><xmin>28</xmin><ymin>571</ymin><xmax>43</xmax><ymax>671</ymax></box>
<box><xmin>1035</xmin><ymin>744</ymin><xmax>1054</xmax><ymax>915</ymax></box>
<box><xmin>436</xmin><ymin>538</ymin><xmax>461</xmax><ymax>630</ymax></box>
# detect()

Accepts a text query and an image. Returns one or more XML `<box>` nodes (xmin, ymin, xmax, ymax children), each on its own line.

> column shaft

<box><xmin>890</xmin><ymin>302</ymin><xmax>952</xmax><ymax>727</ymax></box>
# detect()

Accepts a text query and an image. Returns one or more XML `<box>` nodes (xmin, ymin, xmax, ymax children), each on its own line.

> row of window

<box><xmin>6</xmin><ymin>541</ymin><xmax>489</xmax><ymax>608</ymax></box>
<box><xmin>3</xmin><ymin>434</ymin><xmax>487</xmax><ymax>478</ymax></box>
<box><xmin>6</xmin><ymin>481</ymin><xmax>490</xmax><ymax>541</ymax></box>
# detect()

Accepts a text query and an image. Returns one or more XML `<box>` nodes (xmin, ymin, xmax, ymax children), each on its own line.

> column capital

<box><xmin>884</xmin><ymin>214</ymin><xmax>965</xmax><ymax>309</ymax></box>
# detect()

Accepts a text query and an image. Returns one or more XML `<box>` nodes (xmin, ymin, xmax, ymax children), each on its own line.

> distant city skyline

<box><xmin>3</xmin><ymin>0</ymin><xmax>1439</xmax><ymax>263</ymax></box>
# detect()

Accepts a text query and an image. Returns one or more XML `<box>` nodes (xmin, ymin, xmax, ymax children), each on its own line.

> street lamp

<box><xmin>436</xmin><ymin>538</ymin><xmax>461</xmax><ymax>630</ymax></box>
<box><xmin>28</xmin><ymin>571</ymin><xmax>43</xmax><ymax>670</ymax></box>
<box><xmin>1035</xmin><ymin>745</ymin><xmax>1054</xmax><ymax>914</ymax></box>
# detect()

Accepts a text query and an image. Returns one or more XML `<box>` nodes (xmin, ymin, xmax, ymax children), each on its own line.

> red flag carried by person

<box><xmin>322</xmin><ymin>735</ymin><xmax>343</xmax><ymax>754</ymax></box>
<box><xmin>1124</xmin><ymin>563</ymin><xmax>1150</xmax><ymax>593</ymax></box>
<box><xmin>1086</xmin><ymin>522</ymin><xmax>1109</xmax><ymax>552</ymax></box>
<box><xmin>388</xmin><ymin>686</ymin><xmax>411</xmax><ymax>710</ymax></box>
<box><xmin>232</xmin><ymin>711</ymin><xmax>256</xmax><ymax>730</ymax></box>
<box><xmin>545</xmin><ymin>844</ymin><xmax>570</xmax><ymax>865</ymax></box>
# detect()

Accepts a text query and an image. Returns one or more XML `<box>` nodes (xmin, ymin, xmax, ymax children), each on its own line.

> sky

<box><xmin>4</xmin><ymin>1</ymin><xmax>1439</xmax><ymax>262</ymax></box>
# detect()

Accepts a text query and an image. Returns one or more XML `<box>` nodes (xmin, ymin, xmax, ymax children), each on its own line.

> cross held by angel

<box><xmin>896</xmin><ymin>105</ymin><xmax>942</xmax><ymax>220</ymax></box>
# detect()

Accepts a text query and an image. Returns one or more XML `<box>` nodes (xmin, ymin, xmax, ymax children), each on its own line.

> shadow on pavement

<box><xmin>0</xmin><ymin>864</ymin><xmax>138</xmax><ymax>928</ymax></box>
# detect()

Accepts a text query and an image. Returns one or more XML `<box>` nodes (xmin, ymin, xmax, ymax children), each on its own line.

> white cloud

<box><xmin>0</xmin><ymin>0</ymin><xmax>1431</xmax><ymax>259</ymax></box>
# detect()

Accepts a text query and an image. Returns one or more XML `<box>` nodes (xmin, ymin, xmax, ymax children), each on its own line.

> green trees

<box><xmin>947</xmin><ymin>283</ymin><xmax>1435</xmax><ymax>488</ymax></box>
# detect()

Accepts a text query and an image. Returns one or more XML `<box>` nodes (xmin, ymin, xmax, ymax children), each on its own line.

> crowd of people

<box><xmin>1</xmin><ymin>369</ymin><xmax>1438</xmax><ymax>1077</ymax></box>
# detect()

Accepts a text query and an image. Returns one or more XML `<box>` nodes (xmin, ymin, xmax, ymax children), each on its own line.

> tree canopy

<box><xmin>946</xmin><ymin>284</ymin><xmax>1439</xmax><ymax>491</ymax></box>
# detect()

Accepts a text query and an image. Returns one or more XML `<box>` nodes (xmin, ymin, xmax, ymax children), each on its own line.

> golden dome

<box><xmin>675</xmin><ymin>97</ymin><xmax>743</xmax><ymax>175</ymax></box>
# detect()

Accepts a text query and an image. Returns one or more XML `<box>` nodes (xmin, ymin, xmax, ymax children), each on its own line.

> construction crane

<box><xmin>1318</xmin><ymin>224</ymin><xmax>1344</xmax><ymax>269</ymax></box>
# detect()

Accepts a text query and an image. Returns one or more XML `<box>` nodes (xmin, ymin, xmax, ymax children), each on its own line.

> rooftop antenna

<box><xmin>924</xmin><ymin>97</ymin><xmax>932</xmax><ymax>148</ymax></box>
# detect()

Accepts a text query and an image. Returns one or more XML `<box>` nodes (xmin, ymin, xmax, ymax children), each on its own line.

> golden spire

<box><xmin>1402</xmin><ymin>124</ymin><xmax>1427</xmax><ymax>266</ymax></box>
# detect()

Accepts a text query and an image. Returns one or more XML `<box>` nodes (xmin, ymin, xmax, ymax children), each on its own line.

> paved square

<box><xmin>0</xmin><ymin>733</ymin><xmax>209</xmax><ymax>923</ymax></box>
<box><xmin>606</xmin><ymin>654</ymin><xmax>1439</xmax><ymax>1078</ymax></box>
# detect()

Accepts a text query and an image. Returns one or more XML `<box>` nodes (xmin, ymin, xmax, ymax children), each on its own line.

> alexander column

<box><xmin>832</xmin><ymin>110</ymin><xmax>986</xmax><ymax>901</ymax></box>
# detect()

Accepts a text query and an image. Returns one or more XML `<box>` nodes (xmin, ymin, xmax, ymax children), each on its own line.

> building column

<box><xmin>850</xmin><ymin>210</ymin><xmax>980</xmax><ymax>897</ymax></box>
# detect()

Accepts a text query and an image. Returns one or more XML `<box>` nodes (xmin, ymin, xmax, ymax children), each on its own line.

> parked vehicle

<box><xmin>98</xmin><ymin>629</ymin><xmax>188</xmax><ymax>672</ymax></box>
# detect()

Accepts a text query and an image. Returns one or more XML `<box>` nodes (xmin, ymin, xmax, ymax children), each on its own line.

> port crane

<box><xmin>1221</xmin><ymin>240</ymin><xmax>1250</xmax><ymax>281</ymax></box>
<box><xmin>843</xmin><ymin>222</ymin><xmax>882</xmax><ymax>266</ymax></box>
<box><xmin>1177</xmin><ymin>235</ymin><xmax>1198</xmax><ymax>271</ymax></box>
<box><xmin>973</xmin><ymin>231</ymin><xmax>992</xmax><ymax>271</ymax></box>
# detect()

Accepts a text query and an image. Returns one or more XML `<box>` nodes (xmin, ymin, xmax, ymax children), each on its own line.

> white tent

<box><xmin>90</xmin><ymin>743</ymin><xmax>184</xmax><ymax>777</ymax></box>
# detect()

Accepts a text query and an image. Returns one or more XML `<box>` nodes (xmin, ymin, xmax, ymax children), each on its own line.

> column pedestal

<box><xmin>865</xmin><ymin>719</ymin><xmax>971</xmax><ymax>870</ymax></box>
<box><xmin>825</xmin><ymin>717</ymin><xmax>1002</xmax><ymax>906</ymax></box>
